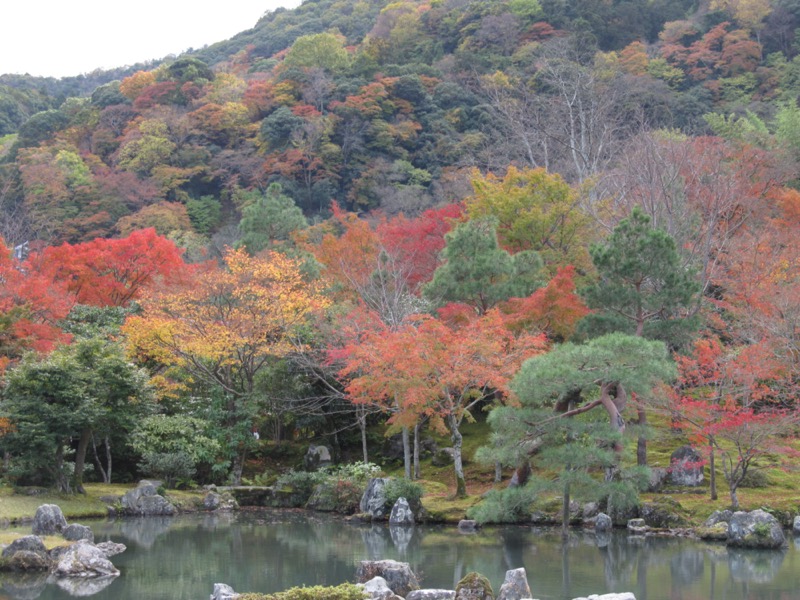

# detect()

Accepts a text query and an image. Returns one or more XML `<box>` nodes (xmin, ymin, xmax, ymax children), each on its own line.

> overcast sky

<box><xmin>1</xmin><ymin>1</ymin><xmax>303</xmax><ymax>79</ymax></box>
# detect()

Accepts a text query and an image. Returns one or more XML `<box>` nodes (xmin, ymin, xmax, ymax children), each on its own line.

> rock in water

<box><xmin>389</xmin><ymin>497</ymin><xmax>415</xmax><ymax>525</ymax></box>
<box><xmin>357</xmin><ymin>559</ymin><xmax>420</xmax><ymax>597</ymax></box>
<box><xmin>360</xmin><ymin>478</ymin><xmax>391</xmax><ymax>519</ymax></box>
<box><xmin>455</xmin><ymin>572</ymin><xmax>493</xmax><ymax>600</ymax></box>
<box><xmin>53</xmin><ymin>541</ymin><xmax>120</xmax><ymax>578</ymax></box>
<box><xmin>595</xmin><ymin>512</ymin><xmax>612</xmax><ymax>533</ymax></box>
<box><xmin>727</xmin><ymin>509</ymin><xmax>785</xmax><ymax>549</ymax></box>
<box><xmin>497</xmin><ymin>568</ymin><xmax>531</xmax><ymax>600</ymax></box>
<box><xmin>31</xmin><ymin>504</ymin><xmax>67</xmax><ymax>536</ymax></box>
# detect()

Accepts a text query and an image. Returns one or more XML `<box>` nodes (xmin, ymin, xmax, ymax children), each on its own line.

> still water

<box><xmin>2</xmin><ymin>510</ymin><xmax>799</xmax><ymax>600</ymax></box>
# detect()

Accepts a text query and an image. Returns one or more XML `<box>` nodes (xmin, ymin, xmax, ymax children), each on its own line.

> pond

<box><xmin>2</xmin><ymin>510</ymin><xmax>799</xmax><ymax>600</ymax></box>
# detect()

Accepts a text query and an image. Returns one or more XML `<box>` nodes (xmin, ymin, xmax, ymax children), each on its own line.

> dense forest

<box><xmin>1</xmin><ymin>0</ymin><xmax>799</xmax><ymax>518</ymax></box>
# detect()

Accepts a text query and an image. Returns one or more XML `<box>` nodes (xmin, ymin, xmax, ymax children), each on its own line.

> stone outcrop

<box><xmin>363</xmin><ymin>576</ymin><xmax>405</xmax><ymax>600</ymax></box>
<box><xmin>53</xmin><ymin>541</ymin><xmax>121</xmax><ymax>578</ymax></box>
<box><xmin>120</xmin><ymin>480</ymin><xmax>176</xmax><ymax>516</ymax></box>
<box><xmin>63</xmin><ymin>523</ymin><xmax>94</xmax><ymax>543</ymax></box>
<box><xmin>668</xmin><ymin>446</ymin><xmax>704</xmax><ymax>487</ymax></box>
<box><xmin>211</xmin><ymin>582</ymin><xmax>239</xmax><ymax>600</ymax></box>
<box><xmin>389</xmin><ymin>497</ymin><xmax>415</xmax><ymax>525</ymax></box>
<box><xmin>594</xmin><ymin>513</ymin><xmax>612</xmax><ymax>533</ymax></box>
<box><xmin>727</xmin><ymin>509</ymin><xmax>785</xmax><ymax>549</ymax></box>
<box><xmin>356</xmin><ymin>559</ymin><xmax>420</xmax><ymax>597</ymax></box>
<box><xmin>304</xmin><ymin>444</ymin><xmax>332</xmax><ymax>471</ymax></box>
<box><xmin>360</xmin><ymin>478</ymin><xmax>391</xmax><ymax>520</ymax></box>
<box><xmin>1</xmin><ymin>535</ymin><xmax>50</xmax><ymax>571</ymax></box>
<box><xmin>454</xmin><ymin>572</ymin><xmax>493</xmax><ymax>600</ymax></box>
<box><xmin>31</xmin><ymin>504</ymin><xmax>68</xmax><ymax>536</ymax></box>
<box><xmin>496</xmin><ymin>568</ymin><xmax>531</xmax><ymax>600</ymax></box>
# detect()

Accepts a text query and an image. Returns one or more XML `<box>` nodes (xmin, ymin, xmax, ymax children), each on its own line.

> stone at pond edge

<box><xmin>668</xmin><ymin>446</ymin><xmax>704</xmax><ymax>487</ymax></box>
<box><xmin>390</xmin><ymin>497</ymin><xmax>415</xmax><ymax>525</ymax></box>
<box><xmin>793</xmin><ymin>516</ymin><xmax>800</xmax><ymax>536</ymax></box>
<box><xmin>63</xmin><ymin>524</ymin><xmax>94</xmax><ymax>543</ymax></box>
<box><xmin>120</xmin><ymin>481</ymin><xmax>176</xmax><ymax>516</ymax></box>
<box><xmin>640</xmin><ymin>499</ymin><xmax>687</xmax><ymax>529</ymax></box>
<box><xmin>594</xmin><ymin>513</ymin><xmax>612</xmax><ymax>533</ymax></box>
<box><xmin>360</xmin><ymin>478</ymin><xmax>391</xmax><ymax>520</ymax></box>
<box><xmin>31</xmin><ymin>504</ymin><xmax>67</xmax><ymax>536</ymax></box>
<box><xmin>211</xmin><ymin>582</ymin><xmax>239</xmax><ymax>600</ymax></box>
<box><xmin>497</xmin><ymin>568</ymin><xmax>531</xmax><ymax>600</ymax></box>
<box><xmin>697</xmin><ymin>522</ymin><xmax>728</xmax><ymax>541</ymax></box>
<box><xmin>627</xmin><ymin>519</ymin><xmax>647</xmax><ymax>535</ymax></box>
<box><xmin>727</xmin><ymin>509</ymin><xmax>785</xmax><ymax>549</ymax></box>
<box><xmin>458</xmin><ymin>519</ymin><xmax>479</xmax><ymax>532</ymax></box>
<box><xmin>1</xmin><ymin>535</ymin><xmax>50</xmax><ymax>571</ymax></box>
<box><xmin>357</xmin><ymin>560</ymin><xmax>420</xmax><ymax>597</ymax></box>
<box><xmin>455</xmin><ymin>571</ymin><xmax>494</xmax><ymax>600</ymax></box>
<box><xmin>54</xmin><ymin>541</ymin><xmax>121</xmax><ymax>578</ymax></box>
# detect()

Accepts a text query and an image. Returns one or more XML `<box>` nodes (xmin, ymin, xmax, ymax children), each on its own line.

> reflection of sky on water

<box><xmin>0</xmin><ymin>511</ymin><xmax>796</xmax><ymax>600</ymax></box>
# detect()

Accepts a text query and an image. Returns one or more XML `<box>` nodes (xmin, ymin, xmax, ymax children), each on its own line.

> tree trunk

<box><xmin>637</xmin><ymin>409</ymin><xmax>647</xmax><ymax>466</ymax></box>
<box><xmin>72</xmin><ymin>428</ymin><xmax>91</xmax><ymax>494</ymax></box>
<box><xmin>709</xmin><ymin>437</ymin><xmax>717</xmax><ymax>501</ymax></box>
<box><xmin>52</xmin><ymin>444</ymin><xmax>71</xmax><ymax>494</ymax></box>
<box><xmin>730</xmin><ymin>485</ymin><xmax>739</xmax><ymax>510</ymax></box>
<box><xmin>402</xmin><ymin>427</ymin><xmax>411</xmax><ymax>480</ymax></box>
<box><xmin>495</xmin><ymin>462</ymin><xmax>502</xmax><ymax>483</ymax></box>
<box><xmin>446</xmin><ymin>414</ymin><xmax>467</xmax><ymax>498</ymax></box>
<box><xmin>91</xmin><ymin>434</ymin><xmax>112</xmax><ymax>484</ymax></box>
<box><xmin>413</xmin><ymin>422</ymin><xmax>421</xmax><ymax>480</ymax></box>
<box><xmin>358</xmin><ymin>409</ymin><xmax>369</xmax><ymax>464</ymax></box>
<box><xmin>231</xmin><ymin>449</ymin><xmax>245</xmax><ymax>486</ymax></box>
<box><xmin>599</xmin><ymin>382</ymin><xmax>626</xmax><ymax>457</ymax></box>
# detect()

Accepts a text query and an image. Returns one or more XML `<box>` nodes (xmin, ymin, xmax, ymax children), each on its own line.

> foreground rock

<box><xmin>120</xmin><ymin>481</ymin><xmax>177</xmax><ymax>516</ymax></box>
<box><xmin>390</xmin><ymin>498</ymin><xmax>415</xmax><ymax>525</ymax></box>
<box><xmin>211</xmin><ymin>582</ymin><xmax>239</xmax><ymax>600</ymax></box>
<box><xmin>455</xmin><ymin>572</ymin><xmax>493</xmax><ymax>600</ymax></box>
<box><xmin>363</xmin><ymin>576</ymin><xmax>404</xmax><ymax>600</ymax></box>
<box><xmin>0</xmin><ymin>536</ymin><xmax>50</xmax><ymax>571</ymax></box>
<box><xmin>63</xmin><ymin>524</ymin><xmax>94</xmax><ymax>543</ymax></box>
<box><xmin>497</xmin><ymin>568</ymin><xmax>531</xmax><ymax>600</ymax></box>
<box><xmin>53</xmin><ymin>541</ymin><xmax>121</xmax><ymax>577</ymax></box>
<box><xmin>357</xmin><ymin>559</ymin><xmax>420</xmax><ymax>597</ymax></box>
<box><xmin>727</xmin><ymin>509</ymin><xmax>785</xmax><ymax>549</ymax></box>
<box><xmin>31</xmin><ymin>504</ymin><xmax>68</xmax><ymax>536</ymax></box>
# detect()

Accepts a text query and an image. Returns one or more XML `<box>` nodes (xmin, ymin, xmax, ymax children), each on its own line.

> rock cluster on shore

<box><xmin>210</xmin><ymin>560</ymin><xmax>637</xmax><ymax>600</ymax></box>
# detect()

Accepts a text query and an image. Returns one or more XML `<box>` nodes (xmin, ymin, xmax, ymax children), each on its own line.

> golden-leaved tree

<box><xmin>124</xmin><ymin>247</ymin><xmax>328</xmax><ymax>484</ymax></box>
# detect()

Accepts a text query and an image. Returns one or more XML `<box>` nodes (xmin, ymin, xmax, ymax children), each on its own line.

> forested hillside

<box><xmin>1</xmin><ymin>0</ymin><xmax>799</xmax><ymax>512</ymax></box>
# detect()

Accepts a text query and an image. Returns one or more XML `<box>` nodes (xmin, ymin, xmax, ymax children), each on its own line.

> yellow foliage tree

<box><xmin>465</xmin><ymin>166</ymin><xmax>595</xmax><ymax>275</ymax></box>
<box><xmin>123</xmin><ymin>248</ymin><xmax>329</xmax><ymax>483</ymax></box>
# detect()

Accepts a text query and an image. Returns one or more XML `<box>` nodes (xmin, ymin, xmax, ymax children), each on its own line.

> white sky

<box><xmin>1</xmin><ymin>1</ymin><xmax>303</xmax><ymax>79</ymax></box>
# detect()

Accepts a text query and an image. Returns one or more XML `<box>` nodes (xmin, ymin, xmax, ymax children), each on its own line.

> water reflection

<box><xmin>1</xmin><ymin>511</ymin><xmax>797</xmax><ymax>600</ymax></box>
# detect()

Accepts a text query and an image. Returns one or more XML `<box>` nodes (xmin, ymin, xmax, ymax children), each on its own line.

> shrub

<box><xmin>737</xmin><ymin>469</ymin><xmax>770</xmax><ymax>488</ymax></box>
<box><xmin>467</xmin><ymin>486</ymin><xmax>533</xmax><ymax>524</ymax></box>
<box><xmin>239</xmin><ymin>583</ymin><xmax>367</xmax><ymax>600</ymax></box>
<box><xmin>384</xmin><ymin>477</ymin><xmax>424</xmax><ymax>513</ymax></box>
<box><xmin>275</xmin><ymin>469</ymin><xmax>326</xmax><ymax>503</ymax></box>
<box><xmin>138</xmin><ymin>451</ymin><xmax>195</xmax><ymax>489</ymax></box>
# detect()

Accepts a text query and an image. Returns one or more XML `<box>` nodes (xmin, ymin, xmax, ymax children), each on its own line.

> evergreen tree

<box><xmin>236</xmin><ymin>183</ymin><xmax>308</xmax><ymax>255</ymax></box>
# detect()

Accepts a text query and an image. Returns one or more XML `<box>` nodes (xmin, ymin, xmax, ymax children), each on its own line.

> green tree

<box><xmin>236</xmin><ymin>183</ymin><xmax>308</xmax><ymax>254</ymax></box>
<box><xmin>186</xmin><ymin>195</ymin><xmax>222</xmax><ymax>235</ymax></box>
<box><xmin>284</xmin><ymin>33</ymin><xmax>351</xmax><ymax>73</ymax></box>
<box><xmin>1</xmin><ymin>338</ymin><xmax>154</xmax><ymax>493</ymax></box>
<box><xmin>479</xmin><ymin>332</ymin><xmax>675</xmax><ymax>508</ymax></box>
<box><xmin>423</xmin><ymin>218</ymin><xmax>544</xmax><ymax>314</ymax></box>
<box><xmin>580</xmin><ymin>208</ymin><xmax>699</xmax><ymax>465</ymax></box>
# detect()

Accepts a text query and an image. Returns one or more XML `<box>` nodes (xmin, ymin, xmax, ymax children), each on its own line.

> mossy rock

<box><xmin>696</xmin><ymin>522</ymin><xmax>728</xmax><ymax>541</ymax></box>
<box><xmin>455</xmin><ymin>571</ymin><xmax>493</xmax><ymax>600</ymax></box>
<box><xmin>641</xmin><ymin>498</ymin><xmax>688</xmax><ymax>528</ymax></box>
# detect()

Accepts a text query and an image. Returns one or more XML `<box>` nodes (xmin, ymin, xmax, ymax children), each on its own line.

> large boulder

<box><xmin>595</xmin><ymin>513</ymin><xmax>613</xmax><ymax>533</ymax></box>
<box><xmin>357</xmin><ymin>560</ymin><xmax>420</xmax><ymax>597</ymax></box>
<box><xmin>360</xmin><ymin>478</ymin><xmax>391</xmax><ymax>520</ymax></box>
<box><xmin>0</xmin><ymin>536</ymin><xmax>50</xmax><ymax>571</ymax></box>
<box><xmin>455</xmin><ymin>572</ymin><xmax>494</xmax><ymax>600</ymax></box>
<box><xmin>31</xmin><ymin>504</ymin><xmax>67</xmax><ymax>536</ymax></box>
<box><xmin>63</xmin><ymin>524</ymin><xmax>94</xmax><ymax>543</ymax></box>
<box><xmin>53</xmin><ymin>541</ymin><xmax>122</xmax><ymax>578</ymax></box>
<box><xmin>496</xmin><ymin>568</ymin><xmax>531</xmax><ymax>600</ymax></box>
<box><xmin>668</xmin><ymin>446</ymin><xmax>704</xmax><ymax>487</ymax></box>
<box><xmin>390</xmin><ymin>497</ymin><xmax>415</xmax><ymax>525</ymax></box>
<box><xmin>641</xmin><ymin>499</ymin><xmax>687</xmax><ymax>529</ymax></box>
<box><xmin>727</xmin><ymin>509</ymin><xmax>785</xmax><ymax>549</ymax></box>
<box><xmin>304</xmin><ymin>444</ymin><xmax>332</xmax><ymax>471</ymax></box>
<box><xmin>362</xmin><ymin>576</ymin><xmax>404</xmax><ymax>600</ymax></box>
<box><xmin>120</xmin><ymin>481</ymin><xmax>176</xmax><ymax>516</ymax></box>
